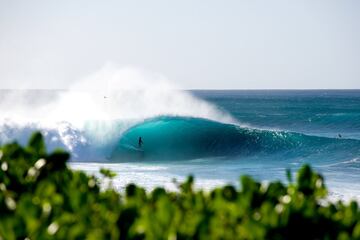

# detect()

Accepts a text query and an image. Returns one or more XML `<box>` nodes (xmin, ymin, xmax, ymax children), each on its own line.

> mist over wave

<box><xmin>1</xmin><ymin>72</ymin><xmax>360</xmax><ymax>201</ymax></box>
<box><xmin>0</xmin><ymin>65</ymin><xmax>236</xmax><ymax>160</ymax></box>
<box><xmin>1</xmin><ymin>66</ymin><xmax>359</xmax><ymax>169</ymax></box>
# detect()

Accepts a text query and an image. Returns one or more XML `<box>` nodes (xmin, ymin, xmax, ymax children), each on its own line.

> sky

<box><xmin>0</xmin><ymin>0</ymin><xmax>359</xmax><ymax>89</ymax></box>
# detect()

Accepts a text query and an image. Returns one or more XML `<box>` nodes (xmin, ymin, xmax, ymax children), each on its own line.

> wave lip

<box><xmin>111</xmin><ymin>116</ymin><xmax>310</xmax><ymax>161</ymax></box>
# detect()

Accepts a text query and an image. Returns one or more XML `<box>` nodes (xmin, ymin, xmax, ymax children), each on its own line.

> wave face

<box><xmin>1</xmin><ymin>115</ymin><xmax>359</xmax><ymax>163</ymax></box>
<box><xmin>111</xmin><ymin>116</ymin><xmax>360</xmax><ymax>161</ymax></box>
<box><xmin>1</xmin><ymin>89</ymin><xmax>359</xmax><ymax>164</ymax></box>
<box><xmin>2</xmin><ymin>89</ymin><xmax>358</xmax><ymax>201</ymax></box>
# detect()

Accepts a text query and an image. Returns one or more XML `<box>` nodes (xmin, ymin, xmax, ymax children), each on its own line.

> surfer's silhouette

<box><xmin>138</xmin><ymin>137</ymin><xmax>143</xmax><ymax>148</ymax></box>
<box><xmin>338</xmin><ymin>133</ymin><xmax>342</xmax><ymax>138</ymax></box>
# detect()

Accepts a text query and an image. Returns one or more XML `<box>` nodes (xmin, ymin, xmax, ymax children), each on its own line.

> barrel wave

<box><xmin>111</xmin><ymin>116</ymin><xmax>360</xmax><ymax>161</ymax></box>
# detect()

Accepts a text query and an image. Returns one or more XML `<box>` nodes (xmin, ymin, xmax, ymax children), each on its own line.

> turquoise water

<box><xmin>101</xmin><ymin>90</ymin><xmax>360</xmax><ymax>200</ymax></box>
<box><xmin>114</xmin><ymin>90</ymin><xmax>360</xmax><ymax>164</ymax></box>
<box><xmin>1</xmin><ymin>90</ymin><xmax>360</xmax><ymax>200</ymax></box>
<box><xmin>191</xmin><ymin>90</ymin><xmax>360</xmax><ymax>200</ymax></box>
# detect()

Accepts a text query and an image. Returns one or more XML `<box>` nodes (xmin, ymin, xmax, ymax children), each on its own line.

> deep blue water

<box><xmin>193</xmin><ymin>90</ymin><xmax>360</xmax><ymax>139</ymax></box>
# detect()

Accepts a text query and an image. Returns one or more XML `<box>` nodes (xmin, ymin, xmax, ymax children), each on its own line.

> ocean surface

<box><xmin>1</xmin><ymin>90</ymin><xmax>360</xmax><ymax>201</ymax></box>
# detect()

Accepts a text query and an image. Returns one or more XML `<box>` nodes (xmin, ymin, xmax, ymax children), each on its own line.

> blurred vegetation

<box><xmin>0</xmin><ymin>132</ymin><xmax>360</xmax><ymax>240</ymax></box>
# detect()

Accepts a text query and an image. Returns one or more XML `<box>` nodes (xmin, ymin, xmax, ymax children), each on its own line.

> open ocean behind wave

<box><xmin>1</xmin><ymin>90</ymin><xmax>360</xmax><ymax>201</ymax></box>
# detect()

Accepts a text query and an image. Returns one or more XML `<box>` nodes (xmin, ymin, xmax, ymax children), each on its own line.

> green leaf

<box><xmin>28</xmin><ymin>132</ymin><xmax>46</xmax><ymax>156</ymax></box>
<box><xmin>100</xmin><ymin>168</ymin><xmax>116</xmax><ymax>179</ymax></box>
<box><xmin>286</xmin><ymin>168</ymin><xmax>292</xmax><ymax>183</ymax></box>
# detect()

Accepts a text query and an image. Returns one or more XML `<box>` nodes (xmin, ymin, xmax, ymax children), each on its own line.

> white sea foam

<box><xmin>0</xmin><ymin>64</ymin><xmax>235</xmax><ymax>156</ymax></box>
<box><xmin>71</xmin><ymin>162</ymin><xmax>360</xmax><ymax>204</ymax></box>
<box><xmin>0</xmin><ymin>64</ymin><xmax>234</xmax><ymax>126</ymax></box>
<box><xmin>70</xmin><ymin>162</ymin><xmax>227</xmax><ymax>192</ymax></box>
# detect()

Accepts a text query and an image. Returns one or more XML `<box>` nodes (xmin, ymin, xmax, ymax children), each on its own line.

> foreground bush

<box><xmin>0</xmin><ymin>133</ymin><xmax>360</xmax><ymax>239</ymax></box>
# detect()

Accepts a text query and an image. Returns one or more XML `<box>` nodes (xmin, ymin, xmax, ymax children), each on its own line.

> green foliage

<box><xmin>100</xmin><ymin>168</ymin><xmax>117</xmax><ymax>179</ymax></box>
<box><xmin>0</xmin><ymin>132</ymin><xmax>359</xmax><ymax>239</ymax></box>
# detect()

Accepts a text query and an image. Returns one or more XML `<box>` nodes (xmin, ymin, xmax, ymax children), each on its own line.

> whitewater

<box><xmin>1</xmin><ymin>67</ymin><xmax>360</xmax><ymax>201</ymax></box>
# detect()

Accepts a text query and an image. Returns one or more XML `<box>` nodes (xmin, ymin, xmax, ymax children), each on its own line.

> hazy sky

<box><xmin>0</xmin><ymin>0</ymin><xmax>359</xmax><ymax>89</ymax></box>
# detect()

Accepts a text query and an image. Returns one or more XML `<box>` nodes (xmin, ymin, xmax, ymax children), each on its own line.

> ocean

<box><xmin>1</xmin><ymin>90</ymin><xmax>360</xmax><ymax>201</ymax></box>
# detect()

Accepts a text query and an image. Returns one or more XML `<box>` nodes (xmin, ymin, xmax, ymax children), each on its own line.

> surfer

<box><xmin>338</xmin><ymin>133</ymin><xmax>342</xmax><ymax>138</ymax></box>
<box><xmin>138</xmin><ymin>137</ymin><xmax>143</xmax><ymax>148</ymax></box>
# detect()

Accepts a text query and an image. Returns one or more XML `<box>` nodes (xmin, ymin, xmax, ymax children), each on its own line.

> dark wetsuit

<box><xmin>138</xmin><ymin>137</ymin><xmax>143</xmax><ymax>148</ymax></box>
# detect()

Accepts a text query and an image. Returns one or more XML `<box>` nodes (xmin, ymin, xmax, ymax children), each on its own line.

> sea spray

<box><xmin>0</xmin><ymin>65</ymin><xmax>235</xmax><ymax>159</ymax></box>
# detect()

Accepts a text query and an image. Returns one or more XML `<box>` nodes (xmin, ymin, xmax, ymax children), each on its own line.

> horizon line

<box><xmin>0</xmin><ymin>88</ymin><xmax>359</xmax><ymax>91</ymax></box>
